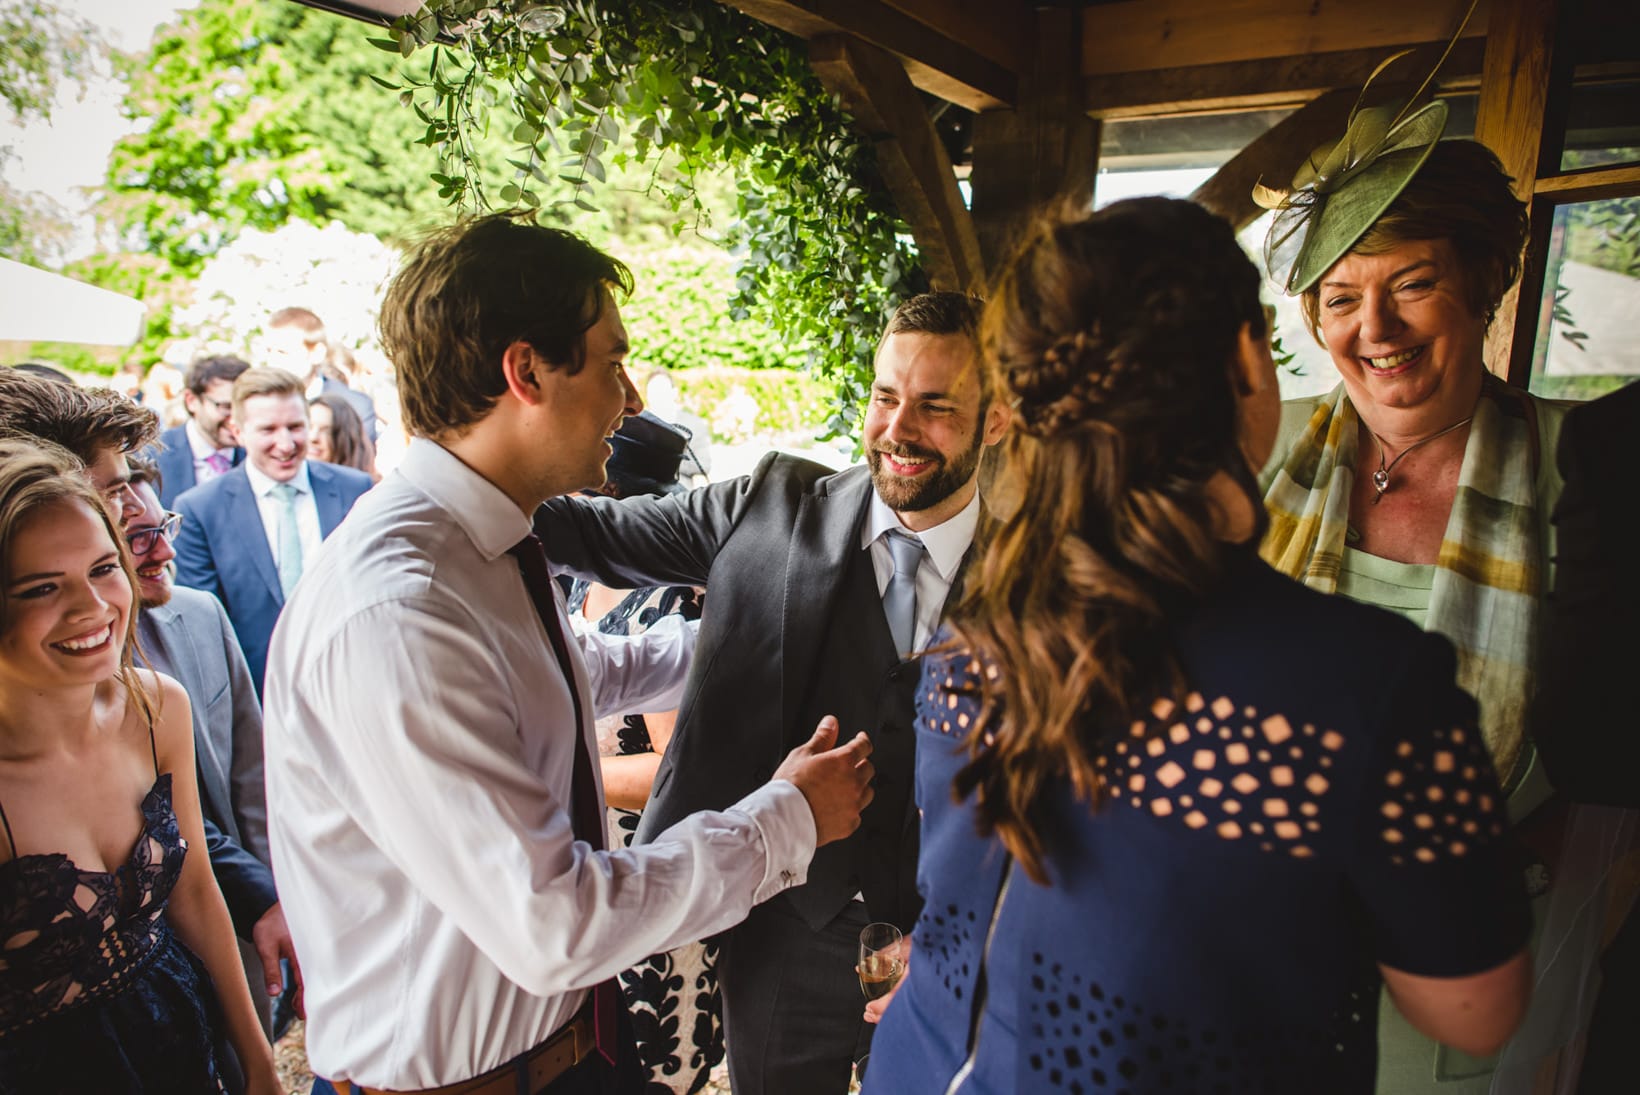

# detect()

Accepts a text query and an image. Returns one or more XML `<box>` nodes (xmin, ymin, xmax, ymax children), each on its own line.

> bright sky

<box><xmin>1</xmin><ymin>0</ymin><xmax>199</xmax><ymax>247</ymax></box>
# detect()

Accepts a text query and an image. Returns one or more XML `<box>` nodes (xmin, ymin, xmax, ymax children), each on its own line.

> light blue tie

<box><xmin>882</xmin><ymin>529</ymin><xmax>924</xmax><ymax>655</ymax></box>
<box><xmin>271</xmin><ymin>482</ymin><xmax>304</xmax><ymax>599</ymax></box>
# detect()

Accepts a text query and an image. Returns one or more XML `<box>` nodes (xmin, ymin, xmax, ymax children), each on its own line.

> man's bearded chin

<box><xmin>868</xmin><ymin>440</ymin><xmax>980</xmax><ymax>514</ymax></box>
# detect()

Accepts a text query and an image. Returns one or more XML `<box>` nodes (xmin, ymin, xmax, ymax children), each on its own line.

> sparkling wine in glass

<box><xmin>858</xmin><ymin>922</ymin><xmax>904</xmax><ymax>1002</ymax></box>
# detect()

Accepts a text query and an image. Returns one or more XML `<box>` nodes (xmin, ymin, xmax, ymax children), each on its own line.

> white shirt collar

<box><xmin>245</xmin><ymin>458</ymin><xmax>313</xmax><ymax>498</ymax></box>
<box><xmin>861</xmin><ymin>483</ymin><xmax>981</xmax><ymax>581</ymax></box>
<box><xmin>397</xmin><ymin>437</ymin><xmax>532</xmax><ymax>563</ymax></box>
<box><xmin>185</xmin><ymin>418</ymin><xmax>222</xmax><ymax>460</ymax></box>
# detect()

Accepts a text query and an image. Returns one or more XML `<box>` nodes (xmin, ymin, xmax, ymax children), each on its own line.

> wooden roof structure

<box><xmin>308</xmin><ymin>0</ymin><xmax>1640</xmax><ymax>385</ymax></box>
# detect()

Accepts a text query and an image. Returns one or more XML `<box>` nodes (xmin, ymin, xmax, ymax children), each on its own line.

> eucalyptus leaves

<box><xmin>375</xmin><ymin>0</ymin><xmax>925</xmax><ymax>437</ymax></box>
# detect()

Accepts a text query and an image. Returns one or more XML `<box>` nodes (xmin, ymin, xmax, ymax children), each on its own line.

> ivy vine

<box><xmin>375</xmin><ymin>0</ymin><xmax>925</xmax><ymax>439</ymax></box>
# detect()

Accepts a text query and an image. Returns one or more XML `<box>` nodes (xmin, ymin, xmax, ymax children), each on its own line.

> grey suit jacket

<box><xmin>538</xmin><ymin>453</ymin><xmax>897</xmax><ymax>837</ymax></box>
<box><xmin>137</xmin><ymin>585</ymin><xmax>270</xmax><ymax>863</ymax></box>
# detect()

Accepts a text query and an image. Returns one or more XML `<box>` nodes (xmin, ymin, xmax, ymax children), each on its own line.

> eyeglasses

<box><xmin>127</xmin><ymin>512</ymin><xmax>182</xmax><ymax>555</ymax></box>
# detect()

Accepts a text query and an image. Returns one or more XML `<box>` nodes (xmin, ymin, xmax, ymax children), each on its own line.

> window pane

<box><xmin>1529</xmin><ymin>198</ymin><xmax>1640</xmax><ymax>399</ymax></box>
<box><xmin>1560</xmin><ymin>80</ymin><xmax>1640</xmax><ymax>173</ymax></box>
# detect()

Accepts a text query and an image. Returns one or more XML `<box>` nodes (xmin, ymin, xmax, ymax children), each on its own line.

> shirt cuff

<box><xmin>730</xmin><ymin>779</ymin><xmax>817</xmax><ymax>905</ymax></box>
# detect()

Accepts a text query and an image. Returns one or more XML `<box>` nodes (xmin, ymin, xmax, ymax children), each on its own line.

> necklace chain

<box><xmin>1368</xmin><ymin>416</ymin><xmax>1473</xmax><ymax>504</ymax></box>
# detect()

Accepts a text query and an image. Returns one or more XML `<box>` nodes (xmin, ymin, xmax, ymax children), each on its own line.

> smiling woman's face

<box><xmin>1</xmin><ymin>498</ymin><xmax>132</xmax><ymax>691</ymax></box>
<box><xmin>1315</xmin><ymin>237</ymin><xmax>1487</xmax><ymax>428</ymax></box>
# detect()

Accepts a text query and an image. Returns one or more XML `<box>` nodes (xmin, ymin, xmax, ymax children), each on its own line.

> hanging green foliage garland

<box><xmin>377</xmin><ymin>0</ymin><xmax>924</xmax><ymax>438</ymax></box>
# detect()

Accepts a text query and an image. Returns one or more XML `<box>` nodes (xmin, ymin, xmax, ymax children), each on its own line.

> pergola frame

<box><xmin>308</xmin><ymin>0</ymin><xmax>1640</xmax><ymax>384</ymax></box>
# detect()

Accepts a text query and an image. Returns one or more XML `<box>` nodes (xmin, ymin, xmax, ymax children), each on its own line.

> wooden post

<box><xmin>809</xmin><ymin>34</ymin><xmax>986</xmax><ymax>293</ymax></box>
<box><xmin>969</xmin><ymin>5</ymin><xmax>1099</xmax><ymax>273</ymax></box>
<box><xmin>1473</xmin><ymin>0</ymin><xmax>1567</xmax><ymax>383</ymax></box>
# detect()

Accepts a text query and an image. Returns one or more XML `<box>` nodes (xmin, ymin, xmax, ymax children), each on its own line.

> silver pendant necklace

<box><xmin>1368</xmin><ymin>416</ymin><xmax>1473</xmax><ymax>504</ymax></box>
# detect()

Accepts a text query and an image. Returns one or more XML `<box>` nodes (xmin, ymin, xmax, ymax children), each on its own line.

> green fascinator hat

<box><xmin>1255</xmin><ymin>88</ymin><xmax>1449</xmax><ymax>295</ymax></box>
<box><xmin>1253</xmin><ymin>0</ymin><xmax>1478</xmax><ymax>297</ymax></box>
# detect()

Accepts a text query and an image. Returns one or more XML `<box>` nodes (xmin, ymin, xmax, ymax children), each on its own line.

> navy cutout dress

<box><xmin>0</xmin><ymin>765</ymin><xmax>232</xmax><ymax>1094</ymax></box>
<box><xmin>864</xmin><ymin>548</ymin><xmax>1529</xmax><ymax>1095</ymax></box>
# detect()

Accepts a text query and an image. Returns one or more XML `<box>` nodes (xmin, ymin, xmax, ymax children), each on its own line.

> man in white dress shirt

<box><xmin>262</xmin><ymin>215</ymin><xmax>874</xmax><ymax>1095</ymax></box>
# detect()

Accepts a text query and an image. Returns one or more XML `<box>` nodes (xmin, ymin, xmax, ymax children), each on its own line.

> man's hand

<box><xmin>251</xmin><ymin>902</ymin><xmax>305</xmax><ymax>1021</ymax></box>
<box><xmin>772</xmin><ymin>716</ymin><xmax>874</xmax><ymax>846</ymax></box>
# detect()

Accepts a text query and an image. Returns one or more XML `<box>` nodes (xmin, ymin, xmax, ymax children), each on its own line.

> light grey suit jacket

<box><xmin>137</xmin><ymin>585</ymin><xmax>270</xmax><ymax>863</ymax></box>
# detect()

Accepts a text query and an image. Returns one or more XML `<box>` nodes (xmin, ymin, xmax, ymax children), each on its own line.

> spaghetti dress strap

<box><xmin>145</xmin><ymin>711</ymin><xmax>159</xmax><ymax>780</ymax></box>
<box><xmin>0</xmin><ymin>798</ymin><xmax>15</xmax><ymax>860</ymax></box>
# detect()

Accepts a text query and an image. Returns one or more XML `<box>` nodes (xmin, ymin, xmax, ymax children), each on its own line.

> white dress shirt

<box><xmin>186</xmin><ymin>418</ymin><xmax>232</xmax><ymax>486</ymax></box>
<box><xmin>861</xmin><ymin>487</ymin><xmax>981</xmax><ymax>650</ymax></box>
<box><xmin>244</xmin><ymin>460</ymin><xmax>323</xmax><ymax>571</ymax></box>
<box><xmin>263</xmin><ymin>438</ymin><xmax>817</xmax><ymax>1088</ymax></box>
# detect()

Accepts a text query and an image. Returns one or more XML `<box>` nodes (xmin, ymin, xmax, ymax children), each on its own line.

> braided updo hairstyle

<box><xmin>949</xmin><ymin>196</ymin><xmax>1267</xmax><ymax>882</ymax></box>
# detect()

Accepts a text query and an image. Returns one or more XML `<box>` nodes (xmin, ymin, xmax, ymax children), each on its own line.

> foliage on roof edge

<box><xmin>379</xmin><ymin>0</ymin><xmax>927</xmax><ymax>438</ymax></box>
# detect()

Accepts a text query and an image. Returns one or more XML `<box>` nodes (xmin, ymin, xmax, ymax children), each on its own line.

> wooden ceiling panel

<box><xmin>1086</xmin><ymin>37</ymin><xmax>1486</xmax><ymax>118</ymax></box>
<box><xmin>1083</xmin><ymin>0</ymin><xmax>1492</xmax><ymax>77</ymax></box>
<box><xmin>721</xmin><ymin>0</ymin><xmax>1018</xmax><ymax>109</ymax></box>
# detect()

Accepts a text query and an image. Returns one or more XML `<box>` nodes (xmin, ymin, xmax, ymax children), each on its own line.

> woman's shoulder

<box><xmin>1193</xmin><ymin>555</ymin><xmax>1464</xmax><ymax>715</ymax></box>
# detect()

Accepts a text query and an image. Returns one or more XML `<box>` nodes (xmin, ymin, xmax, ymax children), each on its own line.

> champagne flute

<box><xmin>857</xmin><ymin>922</ymin><xmax>904</xmax><ymax>1002</ymax></box>
<box><xmin>849</xmin><ymin>1053</ymin><xmax>870</xmax><ymax>1093</ymax></box>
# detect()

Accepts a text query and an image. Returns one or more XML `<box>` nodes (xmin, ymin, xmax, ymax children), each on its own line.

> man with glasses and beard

<box><xmin>537</xmin><ymin>292</ymin><xmax>1008</xmax><ymax>1095</ymax></box>
<box><xmin>126</xmin><ymin>460</ymin><xmax>296</xmax><ymax>1038</ymax></box>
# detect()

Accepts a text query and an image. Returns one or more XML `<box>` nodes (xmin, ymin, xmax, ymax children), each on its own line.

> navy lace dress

<box><xmin>0</xmin><ymin>772</ymin><xmax>232</xmax><ymax>1093</ymax></box>
<box><xmin>864</xmin><ymin>548</ymin><xmax>1530</xmax><ymax>1095</ymax></box>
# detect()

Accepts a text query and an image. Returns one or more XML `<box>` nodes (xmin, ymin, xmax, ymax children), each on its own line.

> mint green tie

<box><xmin>271</xmin><ymin>482</ymin><xmax>304</xmax><ymax>598</ymax></box>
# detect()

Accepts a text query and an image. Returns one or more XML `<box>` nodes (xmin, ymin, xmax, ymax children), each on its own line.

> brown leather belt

<box><xmin>327</xmin><ymin>1010</ymin><xmax>595</xmax><ymax>1095</ymax></box>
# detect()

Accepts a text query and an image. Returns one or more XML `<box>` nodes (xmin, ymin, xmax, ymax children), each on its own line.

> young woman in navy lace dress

<box><xmin>0</xmin><ymin>442</ymin><xmax>278</xmax><ymax>1093</ymax></box>
<box><xmin>861</xmin><ymin>199</ymin><xmax>1532</xmax><ymax>1094</ymax></box>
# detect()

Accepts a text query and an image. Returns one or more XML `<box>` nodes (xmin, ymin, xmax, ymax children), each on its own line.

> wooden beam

<box><xmin>1083</xmin><ymin>0</ymin><xmax>1491</xmax><ymax>77</ymax></box>
<box><xmin>718</xmin><ymin>0</ymin><xmax>1016</xmax><ymax>110</ymax></box>
<box><xmin>873</xmin><ymin>0</ymin><xmax>1026</xmax><ymax>72</ymax></box>
<box><xmin>1085</xmin><ymin>39</ymin><xmax>1486</xmax><ymax>119</ymax></box>
<box><xmin>809</xmin><ymin>34</ymin><xmax>985</xmax><ymax>293</ymax></box>
<box><xmin>1475</xmin><ymin>0</ymin><xmax>1567</xmax><ymax>380</ymax></box>
<box><xmin>970</xmin><ymin>6</ymin><xmax>1098</xmax><ymax>272</ymax></box>
<box><xmin>1534</xmin><ymin>163</ymin><xmax>1640</xmax><ymax>204</ymax></box>
<box><xmin>1190</xmin><ymin>89</ymin><xmax>1359</xmax><ymax>232</ymax></box>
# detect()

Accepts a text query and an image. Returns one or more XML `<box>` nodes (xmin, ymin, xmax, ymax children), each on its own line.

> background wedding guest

<box><xmin>172</xmin><ymin>366</ymin><xmax>372</xmax><ymax>697</ymax></box>
<box><xmin>0</xmin><ymin>441</ymin><xmax>279</xmax><ymax>1093</ymax></box>
<box><xmin>154</xmin><ymin>355</ymin><xmax>250</xmax><ymax>508</ymax></box>
<box><xmin>865</xmin><ymin>196</ymin><xmax>1530</xmax><ymax>1095</ymax></box>
<box><xmin>307</xmin><ymin>391</ymin><xmax>377</xmax><ymax>480</ymax></box>
<box><xmin>260</xmin><ymin>307</ymin><xmax>378</xmax><ymax>441</ymax></box>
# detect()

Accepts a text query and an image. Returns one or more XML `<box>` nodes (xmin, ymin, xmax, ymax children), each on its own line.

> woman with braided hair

<box><xmin>859</xmin><ymin>197</ymin><xmax>1529</xmax><ymax>1095</ymax></box>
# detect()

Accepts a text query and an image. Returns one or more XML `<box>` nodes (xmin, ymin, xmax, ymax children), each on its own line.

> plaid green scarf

<box><xmin>1260</xmin><ymin>377</ymin><xmax>1567</xmax><ymax>785</ymax></box>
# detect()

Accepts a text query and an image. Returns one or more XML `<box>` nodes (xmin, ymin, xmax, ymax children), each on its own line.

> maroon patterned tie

<box><xmin>508</xmin><ymin>532</ymin><xmax>620</xmax><ymax>1067</ymax></box>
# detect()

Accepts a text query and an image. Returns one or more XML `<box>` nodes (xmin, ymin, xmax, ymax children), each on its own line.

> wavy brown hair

<box><xmin>950</xmin><ymin>197</ymin><xmax>1266</xmax><ymax>882</ymax></box>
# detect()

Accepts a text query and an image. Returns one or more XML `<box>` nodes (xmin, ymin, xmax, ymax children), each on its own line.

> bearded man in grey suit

<box><xmin>127</xmin><ymin>459</ymin><xmax>302</xmax><ymax>1036</ymax></box>
<box><xmin>537</xmin><ymin>292</ymin><xmax>1007</xmax><ymax>1095</ymax></box>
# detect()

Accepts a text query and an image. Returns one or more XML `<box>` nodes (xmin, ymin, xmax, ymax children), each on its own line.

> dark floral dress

<box><xmin>0</xmin><ymin>774</ymin><xmax>233</xmax><ymax>1094</ymax></box>
<box><xmin>569</xmin><ymin>582</ymin><xmax>721</xmax><ymax>1095</ymax></box>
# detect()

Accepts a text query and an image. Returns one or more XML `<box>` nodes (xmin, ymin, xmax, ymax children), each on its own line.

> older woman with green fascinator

<box><xmin>1253</xmin><ymin>66</ymin><xmax>1591</xmax><ymax>1095</ymax></box>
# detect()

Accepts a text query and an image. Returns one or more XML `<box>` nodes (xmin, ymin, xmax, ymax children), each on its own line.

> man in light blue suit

<box><xmin>128</xmin><ymin>460</ymin><xmax>299</xmax><ymax>1041</ymax></box>
<box><xmin>174</xmin><ymin>366</ymin><xmax>372</xmax><ymax>697</ymax></box>
<box><xmin>153</xmin><ymin>354</ymin><xmax>249</xmax><ymax>508</ymax></box>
